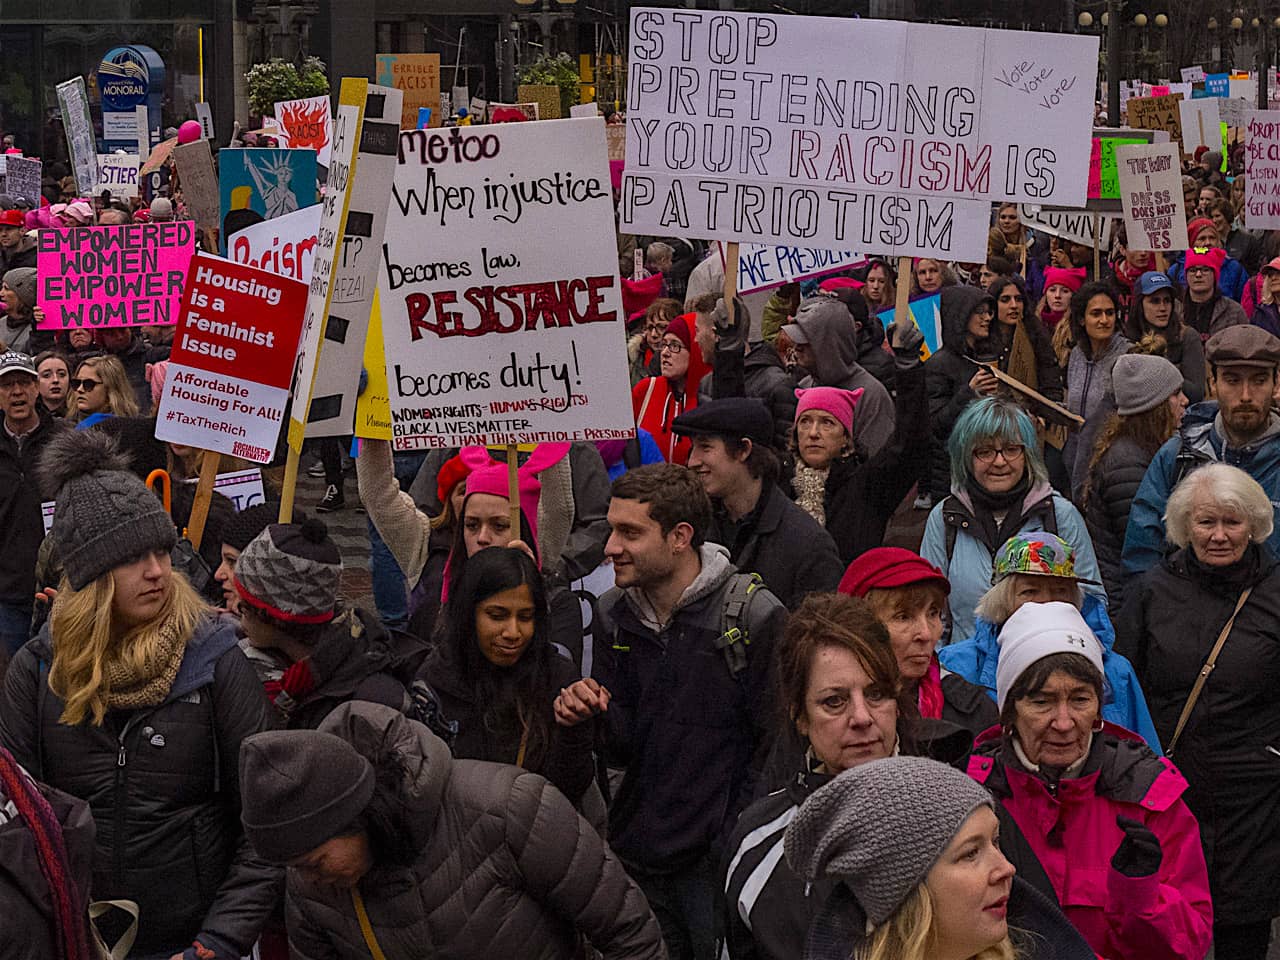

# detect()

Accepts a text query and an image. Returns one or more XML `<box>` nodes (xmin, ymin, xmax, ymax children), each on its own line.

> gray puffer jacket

<box><xmin>287</xmin><ymin>702</ymin><xmax>666</xmax><ymax>960</ymax></box>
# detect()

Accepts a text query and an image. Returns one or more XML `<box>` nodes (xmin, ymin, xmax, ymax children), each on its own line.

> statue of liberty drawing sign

<box><xmin>245</xmin><ymin>152</ymin><xmax>300</xmax><ymax>220</ymax></box>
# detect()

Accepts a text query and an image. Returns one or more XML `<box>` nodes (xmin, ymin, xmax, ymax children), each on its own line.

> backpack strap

<box><xmin>714</xmin><ymin>573</ymin><xmax>764</xmax><ymax>679</ymax></box>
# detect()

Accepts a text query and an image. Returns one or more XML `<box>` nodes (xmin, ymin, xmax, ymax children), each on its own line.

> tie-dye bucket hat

<box><xmin>992</xmin><ymin>533</ymin><xmax>1101</xmax><ymax>585</ymax></box>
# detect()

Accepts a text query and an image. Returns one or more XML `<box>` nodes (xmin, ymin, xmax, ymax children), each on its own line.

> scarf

<box><xmin>1184</xmin><ymin>542</ymin><xmax>1262</xmax><ymax>594</ymax></box>
<box><xmin>0</xmin><ymin>747</ymin><xmax>91</xmax><ymax>960</ymax></box>
<box><xmin>1000</xmin><ymin>320</ymin><xmax>1039</xmax><ymax>390</ymax></box>
<box><xmin>1040</xmin><ymin>306</ymin><xmax>1065</xmax><ymax>330</ymax></box>
<box><xmin>792</xmin><ymin>462</ymin><xmax>830</xmax><ymax>526</ymax></box>
<box><xmin>102</xmin><ymin>613</ymin><xmax>187</xmax><ymax>712</ymax></box>
<box><xmin>964</xmin><ymin>472</ymin><xmax>1033</xmax><ymax>555</ymax></box>
<box><xmin>917</xmin><ymin>656</ymin><xmax>945</xmax><ymax>720</ymax></box>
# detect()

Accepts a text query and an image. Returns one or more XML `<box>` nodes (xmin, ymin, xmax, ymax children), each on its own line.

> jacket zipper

<box><xmin>113</xmin><ymin>713</ymin><xmax>148</xmax><ymax>888</ymax></box>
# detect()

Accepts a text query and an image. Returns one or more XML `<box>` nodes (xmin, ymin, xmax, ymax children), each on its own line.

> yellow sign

<box><xmin>356</xmin><ymin>291</ymin><xmax>392</xmax><ymax>441</ymax></box>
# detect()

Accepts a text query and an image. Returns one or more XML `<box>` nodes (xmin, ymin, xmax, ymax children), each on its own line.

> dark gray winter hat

<box><xmin>234</xmin><ymin>518</ymin><xmax>342</xmax><ymax>625</ymax></box>
<box><xmin>784</xmin><ymin>756</ymin><xmax>994</xmax><ymax>928</ymax></box>
<box><xmin>239</xmin><ymin>728</ymin><xmax>375</xmax><ymax>864</ymax></box>
<box><xmin>40</xmin><ymin>430</ymin><xmax>177</xmax><ymax>590</ymax></box>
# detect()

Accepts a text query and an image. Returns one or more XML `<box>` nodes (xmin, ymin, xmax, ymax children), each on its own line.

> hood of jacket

<box><xmin>744</xmin><ymin>340</ymin><xmax>786</xmax><ymax>373</ymax></box>
<box><xmin>791</xmin><ymin>297</ymin><xmax>859</xmax><ymax>385</ymax></box>
<box><xmin>1179</xmin><ymin>398</ymin><xmax>1280</xmax><ymax>463</ymax></box>
<box><xmin>939</xmin><ymin>285</ymin><xmax>994</xmax><ymax>355</ymax></box>
<box><xmin>621</xmin><ymin>543</ymin><xmax>735</xmax><ymax>631</ymax></box>
<box><xmin>168</xmin><ymin>614</ymin><xmax>241</xmax><ymax>702</ymax></box>
<box><xmin>318</xmin><ymin>700</ymin><xmax>451</xmax><ymax>857</ymax></box>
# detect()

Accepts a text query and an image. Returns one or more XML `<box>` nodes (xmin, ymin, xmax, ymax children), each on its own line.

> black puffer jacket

<box><xmin>1114</xmin><ymin>544</ymin><xmax>1280</xmax><ymax>924</ymax></box>
<box><xmin>0</xmin><ymin>617</ymin><xmax>281</xmax><ymax>956</ymax></box>
<box><xmin>286</xmin><ymin>702</ymin><xmax>665</xmax><ymax>960</ymax></box>
<box><xmin>1084</xmin><ymin>436</ymin><xmax>1155</xmax><ymax>612</ymax></box>
<box><xmin>925</xmin><ymin>286</ymin><xmax>995</xmax><ymax>499</ymax></box>
<box><xmin>0</xmin><ymin>411</ymin><xmax>66</xmax><ymax>605</ymax></box>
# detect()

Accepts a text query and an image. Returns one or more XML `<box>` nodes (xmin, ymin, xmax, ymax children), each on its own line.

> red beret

<box><xmin>838</xmin><ymin>547</ymin><xmax>950</xmax><ymax>597</ymax></box>
<box><xmin>436</xmin><ymin>453</ymin><xmax>472</xmax><ymax>507</ymax></box>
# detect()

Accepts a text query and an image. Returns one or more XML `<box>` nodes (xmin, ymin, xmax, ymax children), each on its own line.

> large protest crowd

<box><xmin>6</xmin><ymin>13</ymin><xmax>1280</xmax><ymax>960</ymax></box>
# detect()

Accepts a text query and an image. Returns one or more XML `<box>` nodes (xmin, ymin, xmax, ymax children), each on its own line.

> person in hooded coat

<box><xmin>632</xmin><ymin>313</ymin><xmax>711</xmax><ymax>465</ymax></box>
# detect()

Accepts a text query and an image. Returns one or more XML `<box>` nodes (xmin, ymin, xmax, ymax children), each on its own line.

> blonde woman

<box><xmin>783</xmin><ymin>755</ymin><xmax>1094</xmax><ymax>960</ymax></box>
<box><xmin>0</xmin><ymin>430</ymin><xmax>279</xmax><ymax>960</ymax></box>
<box><xmin>70</xmin><ymin>354</ymin><xmax>138</xmax><ymax>424</ymax></box>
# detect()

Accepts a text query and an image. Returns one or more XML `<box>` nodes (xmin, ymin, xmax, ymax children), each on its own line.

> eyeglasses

<box><xmin>660</xmin><ymin>340</ymin><xmax>685</xmax><ymax>354</ymax></box>
<box><xmin>973</xmin><ymin>444</ymin><xmax>1025</xmax><ymax>464</ymax></box>
<box><xmin>71</xmin><ymin>378</ymin><xmax>102</xmax><ymax>391</ymax></box>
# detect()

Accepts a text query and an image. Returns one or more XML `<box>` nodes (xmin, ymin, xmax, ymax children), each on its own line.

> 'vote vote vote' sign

<box><xmin>156</xmin><ymin>254</ymin><xmax>308</xmax><ymax>462</ymax></box>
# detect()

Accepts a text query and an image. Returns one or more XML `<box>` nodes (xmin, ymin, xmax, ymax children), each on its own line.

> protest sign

<box><xmin>1228</xmin><ymin>76</ymin><xmax>1254</xmax><ymax>101</ymax></box>
<box><xmin>379</xmin><ymin>117</ymin><xmax>636</xmax><ymax>449</ymax></box>
<box><xmin>218</xmin><ymin>148</ymin><xmax>318</xmax><ymax>255</ymax></box>
<box><xmin>355</xmin><ymin>290</ymin><xmax>392</xmax><ymax>441</ymax></box>
<box><xmin>876</xmin><ymin>293</ymin><xmax>941</xmax><ymax>357</ymax></box>
<box><xmin>95</xmin><ymin>153</ymin><xmax>140</xmax><ymax>198</ymax></box>
<box><xmin>2</xmin><ymin>156</ymin><xmax>41</xmax><ymax>206</ymax></box>
<box><xmin>1150</xmin><ymin>85</ymin><xmax>1171</xmax><ymax>97</ymax></box>
<box><xmin>1180</xmin><ymin>98</ymin><xmax>1220</xmax><ymax>154</ymax></box>
<box><xmin>1205</xmin><ymin>73</ymin><xmax>1230</xmax><ymax>97</ymax></box>
<box><xmin>518</xmin><ymin>84</ymin><xmax>563</xmax><ymax>120</ymax></box>
<box><xmin>1218</xmin><ymin>97</ymin><xmax>1249</xmax><ymax>128</ymax></box>
<box><xmin>195</xmin><ymin>102</ymin><xmax>215</xmax><ymax>140</ymax></box>
<box><xmin>1167</xmin><ymin>83</ymin><xmax>1193</xmax><ymax>100</ymax></box>
<box><xmin>174</xmin><ymin>139</ymin><xmax>220</xmax><ymax>233</ymax></box>
<box><xmin>37</xmin><ymin>222</ymin><xmax>197</xmax><ymax>329</ymax></box>
<box><xmin>178</xmin><ymin>468</ymin><xmax>266</xmax><ymax>511</ymax></box>
<box><xmin>298</xmin><ymin>83</ymin><xmax>402</xmax><ymax>441</ymax></box>
<box><xmin>56</xmin><ymin>77</ymin><xmax>97</xmax><ymax>195</ymax></box>
<box><xmin>605</xmin><ymin>125</ymin><xmax>625</xmax><ymax>161</ymax></box>
<box><xmin>571</xmin><ymin>103</ymin><xmax>599</xmax><ymax>119</ymax></box>
<box><xmin>734</xmin><ymin>243</ymin><xmax>864</xmax><ymax>294</ymax></box>
<box><xmin>1116</xmin><ymin>142</ymin><xmax>1187</xmax><ymax>251</ymax></box>
<box><xmin>487</xmin><ymin>102</ymin><xmax>539</xmax><ymax>122</ymax></box>
<box><xmin>469</xmin><ymin>96</ymin><xmax>488</xmax><ymax>119</ymax></box>
<box><xmin>1245</xmin><ymin>110</ymin><xmax>1280</xmax><ymax>230</ymax></box>
<box><xmin>226</xmin><ymin>203</ymin><xmax>321</xmax><ymax>284</ymax></box>
<box><xmin>1126</xmin><ymin>94</ymin><xmax>1183</xmax><ymax>143</ymax></box>
<box><xmin>620</xmin><ymin>9</ymin><xmax>1097</xmax><ymax>258</ymax></box>
<box><xmin>1088</xmin><ymin>133</ymin><xmax>1149</xmax><ymax>202</ymax></box>
<box><xmin>274</xmin><ymin>95</ymin><xmax>333</xmax><ymax>170</ymax></box>
<box><xmin>375</xmin><ymin>53</ymin><xmax>441</xmax><ymax>130</ymax></box>
<box><xmin>1017</xmin><ymin>205</ymin><xmax>1117</xmax><ymax>250</ymax></box>
<box><xmin>1181</xmin><ymin>66</ymin><xmax>1206</xmax><ymax>83</ymax></box>
<box><xmin>155</xmin><ymin>253</ymin><xmax>308</xmax><ymax>462</ymax></box>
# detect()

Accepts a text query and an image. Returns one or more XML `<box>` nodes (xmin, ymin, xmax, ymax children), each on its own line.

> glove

<box><xmin>711</xmin><ymin>296</ymin><xmax>750</xmax><ymax>354</ymax></box>
<box><xmin>887</xmin><ymin>320</ymin><xmax>925</xmax><ymax>357</ymax></box>
<box><xmin>1111</xmin><ymin>814</ymin><xmax>1162</xmax><ymax>878</ymax></box>
<box><xmin>179</xmin><ymin>932</ymin><xmax>239</xmax><ymax>960</ymax></box>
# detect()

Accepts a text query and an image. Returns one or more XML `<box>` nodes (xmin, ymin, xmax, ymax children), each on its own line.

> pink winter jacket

<box><xmin>968</xmin><ymin>724</ymin><xmax>1212</xmax><ymax>960</ymax></box>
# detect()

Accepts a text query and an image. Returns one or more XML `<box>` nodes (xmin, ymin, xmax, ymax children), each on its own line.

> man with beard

<box><xmin>1124</xmin><ymin>325</ymin><xmax>1280</xmax><ymax>572</ymax></box>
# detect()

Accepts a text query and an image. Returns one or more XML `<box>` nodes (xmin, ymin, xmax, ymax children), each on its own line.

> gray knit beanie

<box><xmin>40</xmin><ymin>430</ymin><xmax>177</xmax><ymax>590</ymax></box>
<box><xmin>784</xmin><ymin>757</ymin><xmax>994</xmax><ymax>928</ymax></box>
<box><xmin>1112</xmin><ymin>354</ymin><xmax>1183</xmax><ymax>416</ymax></box>
<box><xmin>234</xmin><ymin>518</ymin><xmax>342</xmax><ymax>625</ymax></box>
<box><xmin>4</xmin><ymin>267</ymin><xmax>36</xmax><ymax>311</ymax></box>
<box><xmin>239</xmin><ymin>728</ymin><xmax>375</xmax><ymax>863</ymax></box>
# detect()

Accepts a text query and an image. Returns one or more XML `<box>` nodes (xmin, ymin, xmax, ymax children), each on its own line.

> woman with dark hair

<box><xmin>1083</xmin><ymin>355</ymin><xmax>1187</xmax><ymax>610</ymax></box>
<box><xmin>987</xmin><ymin>274</ymin><xmax>1061</xmax><ymax>398</ymax></box>
<box><xmin>1122</xmin><ymin>272</ymin><xmax>1205</xmax><ymax>402</ymax></box>
<box><xmin>420</xmin><ymin>546</ymin><xmax>594</xmax><ymax>804</ymax></box>
<box><xmin>33</xmin><ymin>350</ymin><xmax>70</xmax><ymax>418</ymax></box>
<box><xmin>238</xmin><ymin>702</ymin><xmax>665</xmax><ymax>960</ymax></box>
<box><xmin>967</xmin><ymin>601</ymin><xmax>1212</xmax><ymax>960</ymax></box>
<box><xmin>1063</xmin><ymin>280</ymin><xmax>1130</xmax><ymax>495</ymax></box>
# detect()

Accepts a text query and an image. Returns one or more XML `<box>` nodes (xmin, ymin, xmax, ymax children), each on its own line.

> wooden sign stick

<box><xmin>187</xmin><ymin>450</ymin><xmax>220</xmax><ymax>550</ymax></box>
<box><xmin>507</xmin><ymin>444</ymin><xmax>521</xmax><ymax>538</ymax></box>
<box><xmin>723</xmin><ymin>241</ymin><xmax>740</xmax><ymax>328</ymax></box>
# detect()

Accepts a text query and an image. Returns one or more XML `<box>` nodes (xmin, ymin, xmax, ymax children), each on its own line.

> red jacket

<box><xmin>968</xmin><ymin>724</ymin><xmax>1212</xmax><ymax>960</ymax></box>
<box><xmin>631</xmin><ymin>335</ymin><xmax>711</xmax><ymax>465</ymax></box>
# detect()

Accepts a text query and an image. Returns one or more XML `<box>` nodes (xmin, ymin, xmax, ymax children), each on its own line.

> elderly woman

<box><xmin>967</xmin><ymin>601</ymin><xmax>1213</xmax><ymax>960</ymax></box>
<box><xmin>939</xmin><ymin>534</ymin><xmax>1160</xmax><ymax>751</ymax></box>
<box><xmin>921</xmin><ymin>397</ymin><xmax>1103</xmax><ymax>643</ymax></box>
<box><xmin>782</xmin><ymin>756</ymin><xmax>1094</xmax><ymax>960</ymax></box>
<box><xmin>1115</xmin><ymin>463</ymin><xmax>1280</xmax><ymax>960</ymax></box>
<box><xmin>838</xmin><ymin>548</ymin><xmax>998</xmax><ymax>736</ymax></box>
<box><xmin>722</xmin><ymin>593</ymin><xmax>1065</xmax><ymax>960</ymax></box>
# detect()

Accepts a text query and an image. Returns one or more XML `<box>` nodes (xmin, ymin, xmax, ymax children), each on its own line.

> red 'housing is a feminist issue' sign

<box><xmin>155</xmin><ymin>253</ymin><xmax>308</xmax><ymax>462</ymax></box>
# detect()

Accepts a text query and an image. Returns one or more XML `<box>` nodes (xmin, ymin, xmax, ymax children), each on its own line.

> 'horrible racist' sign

<box><xmin>379</xmin><ymin>118</ymin><xmax>636</xmax><ymax>450</ymax></box>
<box><xmin>619</xmin><ymin>9</ymin><xmax>1098</xmax><ymax>257</ymax></box>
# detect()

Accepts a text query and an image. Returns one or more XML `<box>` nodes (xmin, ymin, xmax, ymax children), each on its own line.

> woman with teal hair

<box><xmin>920</xmin><ymin>396</ymin><xmax>1104</xmax><ymax>644</ymax></box>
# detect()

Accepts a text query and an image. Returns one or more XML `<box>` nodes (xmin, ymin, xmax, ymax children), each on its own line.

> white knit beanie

<box><xmin>995</xmin><ymin>601</ymin><xmax>1105</xmax><ymax>709</ymax></box>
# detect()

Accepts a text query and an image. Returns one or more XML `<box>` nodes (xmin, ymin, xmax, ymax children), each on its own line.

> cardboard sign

<box><xmin>155</xmin><ymin>253</ymin><xmax>308</xmax><ymax>462</ymax></box>
<box><xmin>56</xmin><ymin>77</ymin><xmax>97</xmax><ymax>195</ymax></box>
<box><xmin>518</xmin><ymin>83</ymin><xmax>563</xmax><ymax>120</ymax></box>
<box><xmin>226</xmin><ymin>203</ymin><xmax>321</xmax><ymax>285</ymax></box>
<box><xmin>1180</xmin><ymin>99</ymin><xmax>1221</xmax><ymax>154</ymax></box>
<box><xmin>173</xmin><ymin>139</ymin><xmax>220</xmax><ymax>232</ymax></box>
<box><xmin>218</xmin><ymin>148</ymin><xmax>318</xmax><ymax>255</ymax></box>
<box><xmin>735</xmin><ymin>243</ymin><xmax>864</xmax><ymax>294</ymax></box>
<box><xmin>95</xmin><ymin>153</ymin><xmax>140</xmax><ymax>198</ymax></box>
<box><xmin>375</xmin><ymin>53</ymin><xmax>441</xmax><ymax>130</ymax></box>
<box><xmin>1126</xmin><ymin>94</ymin><xmax>1183</xmax><ymax>143</ymax></box>
<box><xmin>1116</xmin><ymin>142</ymin><xmax>1187</xmax><ymax>251</ymax></box>
<box><xmin>379</xmin><ymin>117</ymin><xmax>636</xmax><ymax>449</ymax></box>
<box><xmin>274</xmin><ymin>95</ymin><xmax>333</xmax><ymax>170</ymax></box>
<box><xmin>300</xmin><ymin>82</ymin><xmax>402</xmax><ymax>441</ymax></box>
<box><xmin>37</xmin><ymin>222</ymin><xmax>197</xmax><ymax>329</ymax></box>
<box><xmin>620</xmin><ymin>8</ymin><xmax>1099</xmax><ymax>255</ymax></box>
<box><xmin>2</xmin><ymin>156</ymin><xmax>41</xmax><ymax>206</ymax></box>
<box><xmin>1245</xmin><ymin>110</ymin><xmax>1280</xmax><ymax>230</ymax></box>
<box><xmin>1017</xmin><ymin>204</ymin><xmax>1116</xmax><ymax>250</ymax></box>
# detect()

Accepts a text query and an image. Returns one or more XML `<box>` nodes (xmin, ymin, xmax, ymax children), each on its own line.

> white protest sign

<box><xmin>1245</xmin><ymin>110</ymin><xmax>1280</xmax><ymax>230</ymax></box>
<box><xmin>1017</xmin><ymin>205</ymin><xmax>1117</xmax><ymax>250</ymax></box>
<box><xmin>186</xmin><ymin>468</ymin><xmax>266</xmax><ymax>511</ymax></box>
<box><xmin>1116</xmin><ymin>142</ymin><xmax>1187</xmax><ymax>251</ymax></box>
<box><xmin>303</xmin><ymin>85</ymin><xmax>402</xmax><ymax>440</ymax></box>
<box><xmin>380</xmin><ymin>117</ymin><xmax>635</xmax><ymax>450</ymax></box>
<box><xmin>1166</xmin><ymin>83</ymin><xmax>1193</xmax><ymax>101</ymax></box>
<box><xmin>195</xmin><ymin>102</ymin><xmax>215</xmax><ymax>141</ymax></box>
<box><xmin>1180</xmin><ymin>99</ymin><xmax>1220</xmax><ymax>155</ymax></box>
<box><xmin>41</xmin><ymin>501</ymin><xmax>55</xmax><ymax>535</ymax></box>
<box><xmin>452</xmin><ymin>86</ymin><xmax>470</xmax><ymax>113</ymax></box>
<box><xmin>735</xmin><ymin>244</ymin><xmax>864</xmax><ymax>294</ymax></box>
<box><xmin>95</xmin><ymin>153</ymin><xmax>140</xmax><ymax>198</ymax></box>
<box><xmin>3</xmin><ymin>156</ymin><xmax>41</xmax><ymax>206</ymax></box>
<box><xmin>156</xmin><ymin>254</ymin><xmax>309</xmax><ymax>462</ymax></box>
<box><xmin>620</xmin><ymin>9</ymin><xmax>1098</xmax><ymax>258</ymax></box>
<box><xmin>56</xmin><ymin>77</ymin><xmax>97</xmax><ymax>196</ymax></box>
<box><xmin>1218</xmin><ymin>97</ymin><xmax>1250</xmax><ymax>129</ymax></box>
<box><xmin>1229</xmin><ymin>77</ymin><xmax>1254</xmax><ymax>101</ymax></box>
<box><xmin>227</xmin><ymin>203</ymin><xmax>322</xmax><ymax>285</ymax></box>
<box><xmin>571</xmin><ymin>103</ymin><xmax>599</xmax><ymax>119</ymax></box>
<box><xmin>1181</xmin><ymin>66</ymin><xmax>1206</xmax><ymax>83</ymax></box>
<box><xmin>135</xmin><ymin>105</ymin><xmax>150</xmax><ymax>162</ymax></box>
<box><xmin>274</xmin><ymin>95</ymin><xmax>333</xmax><ymax>170</ymax></box>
